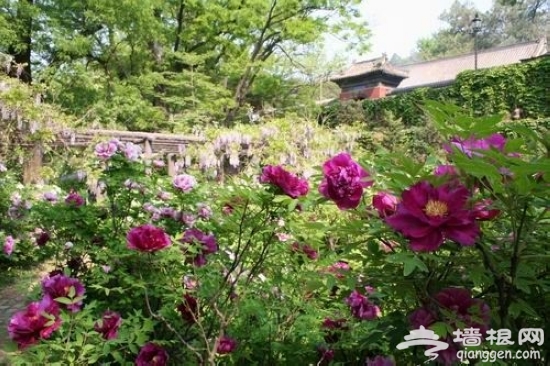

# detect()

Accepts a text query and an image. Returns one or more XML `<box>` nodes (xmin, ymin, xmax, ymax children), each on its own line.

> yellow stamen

<box><xmin>424</xmin><ymin>200</ymin><xmax>448</xmax><ymax>217</ymax></box>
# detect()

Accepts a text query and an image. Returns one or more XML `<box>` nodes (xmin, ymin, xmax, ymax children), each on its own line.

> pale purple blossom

<box><xmin>197</xmin><ymin>203</ymin><xmax>212</xmax><ymax>219</ymax></box>
<box><xmin>181</xmin><ymin>213</ymin><xmax>196</xmax><ymax>227</ymax></box>
<box><xmin>122</xmin><ymin>142</ymin><xmax>142</xmax><ymax>161</ymax></box>
<box><xmin>157</xmin><ymin>191</ymin><xmax>171</xmax><ymax>201</ymax></box>
<box><xmin>173</xmin><ymin>174</ymin><xmax>197</xmax><ymax>192</ymax></box>
<box><xmin>43</xmin><ymin>191</ymin><xmax>58</xmax><ymax>202</ymax></box>
<box><xmin>0</xmin><ymin>163</ymin><xmax>6</xmax><ymax>172</ymax></box>
<box><xmin>95</xmin><ymin>141</ymin><xmax>118</xmax><ymax>160</ymax></box>
<box><xmin>153</xmin><ymin>159</ymin><xmax>165</xmax><ymax>168</ymax></box>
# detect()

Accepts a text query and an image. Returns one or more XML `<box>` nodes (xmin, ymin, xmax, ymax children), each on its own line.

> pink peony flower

<box><xmin>386</xmin><ymin>181</ymin><xmax>480</xmax><ymax>252</ymax></box>
<box><xmin>42</xmin><ymin>274</ymin><xmax>86</xmax><ymax>312</ymax></box>
<box><xmin>4</xmin><ymin>235</ymin><xmax>15</xmax><ymax>256</ymax></box>
<box><xmin>472</xmin><ymin>199</ymin><xmax>500</xmax><ymax>221</ymax></box>
<box><xmin>127</xmin><ymin>224</ymin><xmax>172</xmax><ymax>252</ymax></box>
<box><xmin>94</xmin><ymin>310</ymin><xmax>122</xmax><ymax>340</ymax></box>
<box><xmin>173</xmin><ymin>174</ymin><xmax>197</xmax><ymax>192</ymax></box>
<box><xmin>135</xmin><ymin>342</ymin><xmax>168</xmax><ymax>366</ymax></box>
<box><xmin>372</xmin><ymin>192</ymin><xmax>398</xmax><ymax>218</ymax></box>
<box><xmin>152</xmin><ymin>159</ymin><xmax>165</xmax><ymax>168</ymax></box>
<box><xmin>94</xmin><ymin>141</ymin><xmax>118</xmax><ymax>160</ymax></box>
<box><xmin>317</xmin><ymin>346</ymin><xmax>335</xmax><ymax>362</ymax></box>
<box><xmin>65</xmin><ymin>190</ymin><xmax>84</xmax><ymax>207</ymax></box>
<box><xmin>366</xmin><ymin>355</ymin><xmax>395</xmax><ymax>366</ymax></box>
<box><xmin>183</xmin><ymin>275</ymin><xmax>198</xmax><ymax>290</ymax></box>
<box><xmin>444</xmin><ymin>133</ymin><xmax>506</xmax><ymax>158</ymax></box>
<box><xmin>216</xmin><ymin>335</ymin><xmax>238</xmax><ymax>354</ymax></box>
<box><xmin>259</xmin><ymin>165</ymin><xmax>309</xmax><ymax>198</ymax></box>
<box><xmin>8</xmin><ymin>297</ymin><xmax>61</xmax><ymax>349</ymax></box>
<box><xmin>180</xmin><ymin>229</ymin><xmax>218</xmax><ymax>267</ymax></box>
<box><xmin>434</xmin><ymin>165</ymin><xmax>458</xmax><ymax>177</ymax></box>
<box><xmin>291</xmin><ymin>242</ymin><xmax>318</xmax><ymax>260</ymax></box>
<box><xmin>346</xmin><ymin>289</ymin><xmax>381</xmax><ymax>321</ymax></box>
<box><xmin>157</xmin><ymin>191</ymin><xmax>171</xmax><ymax>201</ymax></box>
<box><xmin>326</xmin><ymin>261</ymin><xmax>350</xmax><ymax>279</ymax></box>
<box><xmin>319</xmin><ymin>153</ymin><xmax>373</xmax><ymax>210</ymax></box>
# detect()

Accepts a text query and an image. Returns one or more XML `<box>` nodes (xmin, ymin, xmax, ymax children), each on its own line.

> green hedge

<box><xmin>321</xmin><ymin>56</ymin><xmax>550</xmax><ymax>127</ymax></box>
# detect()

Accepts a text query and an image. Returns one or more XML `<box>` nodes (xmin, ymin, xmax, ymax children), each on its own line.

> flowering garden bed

<box><xmin>1</xmin><ymin>105</ymin><xmax>549</xmax><ymax>365</ymax></box>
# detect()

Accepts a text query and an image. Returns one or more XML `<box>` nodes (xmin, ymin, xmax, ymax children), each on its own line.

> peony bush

<box><xmin>2</xmin><ymin>106</ymin><xmax>550</xmax><ymax>365</ymax></box>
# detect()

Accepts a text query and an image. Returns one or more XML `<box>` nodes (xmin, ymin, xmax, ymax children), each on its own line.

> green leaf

<box><xmin>68</xmin><ymin>285</ymin><xmax>76</xmax><ymax>298</ymax></box>
<box><xmin>54</xmin><ymin>297</ymin><xmax>73</xmax><ymax>305</ymax></box>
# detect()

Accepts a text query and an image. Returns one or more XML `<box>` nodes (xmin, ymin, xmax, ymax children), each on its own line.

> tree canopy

<box><xmin>0</xmin><ymin>0</ymin><xmax>369</xmax><ymax>130</ymax></box>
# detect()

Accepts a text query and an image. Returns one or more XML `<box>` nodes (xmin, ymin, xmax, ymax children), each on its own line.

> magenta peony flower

<box><xmin>472</xmin><ymin>199</ymin><xmax>500</xmax><ymax>221</ymax></box>
<box><xmin>319</xmin><ymin>153</ymin><xmax>373</xmax><ymax>210</ymax></box>
<box><xmin>178</xmin><ymin>294</ymin><xmax>199</xmax><ymax>323</ymax></box>
<box><xmin>127</xmin><ymin>224</ymin><xmax>172</xmax><ymax>252</ymax></box>
<box><xmin>4</xmin><ymin>235</ymin><xmax>15</xmax><ymax>256</ymax></box>
<box><xmin>409</xmin><ymin>287</ymin><xmax>490</xmax><ymax>332</ymax></box>
<box><xmin>444</xmin><ymin>133</ymin><xmax>506</xmax><ymax>158</ymax></box>
<box><xmin>94</xmin><ymin>310</ymin><xmax>122</xmax><ymax>340</ymax></box>
<box><xmin>65</xmin><ymin>190</ymin><xmax>84</xmax><ymax>207</ymax></box>
<box><xmin>385</xmin><ymin>181</ymin><xmax>480</xmax><ymax>252</ymax></box>
<box><xmin>259</xmin><ymin>165</ymin><xmax>309</xmax><ymax>198</ymax></box>
<box><xmin>95</xmin><ymin>141</ymin><xmax>118</xmax><ymax>160</ymax></box>
<box><xmin>434</xmin><ymin>165</ymin><xmax>458</xmax><ymax>177</ymax></box>
<box><xmin>42</xmin><ymin>274</ymin><xmax>86</xmax><ymax>312</ymax></box>
<box><xmin>318</xmin><ymin>345</ymin><xmax>335</xmax><ymax>362</ymax></box>
<box><xmin>34</xmin><ymin>230</ymin><xmax>51</xmax><ymax>247</ymax></box>
<box><xmin>346</xmin><ymin>289</ymin><xmax>381</xmax><ymax>321</ymax></box>
<box><xmin>180</xmin><ymin>229</ymin><xmax>218</xmax><ymax>267</ymax></box>
<box><xmin>291</xmin><ymin>242</ymin><xmax>318</xmax><ymax>260</ymax></box>
<box><xmin>135</xmin><ymin>342</ymin><xmax>168</xmax><ymax>366</ymax></box>
<box><xmin>8</xmin><ymin>297</ymin><xmax>61</xmax><ymax>349</ymax></box>
<box><xmin>408</xmin><ymin>288</ymin><xmax>490</xmax><ymax>365</ymax></box>
<box><xmin>322</xmin><ymin>318</ymin><xmax>348</xmax><ymax>343</ymax></box>
<box><xmin>173</xmin><ymin>174</ymin><xmax>197</xmax><ymax>192</ymax></box>
<box><xmin>217</xmin><ymin>335</ymin><xmax>238</xmax><ymax>354</ymax></box>
<box><xmin>366</xmin><ymin>355</ymin><xmax>395</xmax><ymax>366</ymax></box>
<box><xmin>372</xmin><ymin>192</ymin><xmax>398</xmax><ymax>218</ymax></box>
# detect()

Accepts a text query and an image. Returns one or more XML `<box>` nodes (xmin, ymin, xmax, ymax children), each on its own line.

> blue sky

<box><xmin>325</xmin><ymin>0</ymin><xmax>493</xmax><ymax>62</ymax></box>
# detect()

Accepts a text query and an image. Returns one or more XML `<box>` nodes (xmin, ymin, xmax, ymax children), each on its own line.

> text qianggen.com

<box><xmin>457</xmin><ymin>349</ymin><xmax>541</xmax><ymax>363</ymax></box>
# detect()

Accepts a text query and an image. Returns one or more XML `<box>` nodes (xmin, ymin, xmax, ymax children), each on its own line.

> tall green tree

<box><xmin>413</xmin><ymin>0</ymin><xmax>549</xmax><ymax>61</ymax></box>
<box><xmin>0</xmin><ymin>0</ymin><xmax>369</xmax><ymax>130</ymax></box>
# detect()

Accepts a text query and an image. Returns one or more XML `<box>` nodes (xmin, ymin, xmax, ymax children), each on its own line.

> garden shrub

<box><xmin>2</xmin><ymin>103</ymin><xmax>550</xmax><ymax>365</ymax></box>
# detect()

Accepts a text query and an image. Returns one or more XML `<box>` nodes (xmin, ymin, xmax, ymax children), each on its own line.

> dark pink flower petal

<box><xmin>127</xmin><ymin>224</ymin><xmax>171</xmax><ymax>253</ymax></box>
<box><xmin>135</xmin><ymin>342</ymin><xmax>168</xmax><ymax>366</ymax></box>
<box><xmin>260</xmin><ymin>165</ymin><xmax>309</xmax><ymax>198</ymax></box>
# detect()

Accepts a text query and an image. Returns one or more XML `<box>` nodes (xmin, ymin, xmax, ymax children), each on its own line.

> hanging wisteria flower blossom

<box><xmin>95</xmin><ymin>141</ymin><xmax>118</xmax><ymax>160</ymax></box>
<box><xmin>319</xmin><ymin>153</ymin><xmax>373</xmax><ymax>210</ymax></box>
<box><xmin>127</xmin><ymin>224</ymin><xmax>172</xmax><ymax>252</ymax></box>
<box><xmin>259</xmin><ymin>165</ymin><xmax>309</xmax><ymax>198</ymax></box>
<box><xmin>386</xmin><ymin>181</ymin><xmax>480</xmax><ymax>252</ymax></box>
<box><xmin>173</xmin><ymin>174</ymin><xmax>197</xmax><ymax>192</ymax></box>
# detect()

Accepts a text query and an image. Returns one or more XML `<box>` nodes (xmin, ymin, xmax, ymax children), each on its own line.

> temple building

<box><xmin>330</xmin><ymin>37</ymin><xmax>548</xmax><ymax>101</ymax></box>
